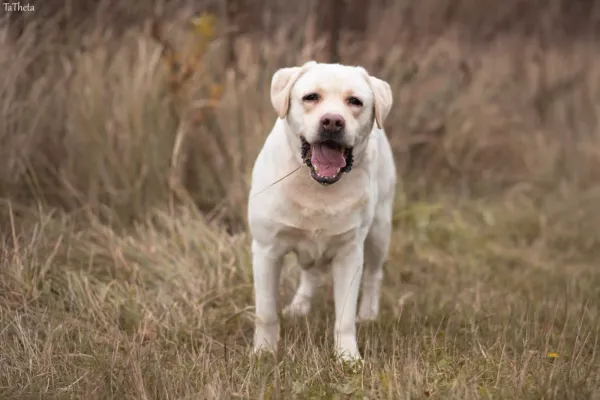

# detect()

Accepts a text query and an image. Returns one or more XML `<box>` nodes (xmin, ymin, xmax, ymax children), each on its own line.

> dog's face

<box><xmin>270</xmin><ymin>62</ymin><xmax>393</xmax><ymax>185</ymax></box>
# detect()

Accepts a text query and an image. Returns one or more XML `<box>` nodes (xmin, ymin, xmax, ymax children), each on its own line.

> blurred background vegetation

<box><xmin>3</xmin><ymin>0</ymin><xmax>600</xmax><ymax>230</ymax></box>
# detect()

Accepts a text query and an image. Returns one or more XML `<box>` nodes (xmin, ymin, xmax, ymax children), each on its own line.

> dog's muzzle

<box><xmin>300</xmin><ymin>137</ymin><xmax>354</xmax><ymax>185</ymax></box>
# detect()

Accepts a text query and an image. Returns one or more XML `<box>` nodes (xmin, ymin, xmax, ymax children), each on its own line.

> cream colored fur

<box><xmin>248</xmin><ymin>61</ymin><xmax>396</xmax><ymax>361</ymax></box>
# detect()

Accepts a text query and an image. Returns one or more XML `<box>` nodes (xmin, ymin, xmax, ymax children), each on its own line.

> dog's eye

<box><xmin>302</xmin><ymin>93</ymin><xmax>320</xmax><ymax>102</ymax></box>
<box><xmin>347</xmin><ymin>96</ymin><xmax>363</xmax><ymax>107</ymax></box>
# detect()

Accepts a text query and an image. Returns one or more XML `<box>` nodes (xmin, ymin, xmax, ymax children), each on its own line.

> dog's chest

<box><xmin>278</xmin><ymin>226</ymin><xmax>356</xmax><ymax>269</ymax></box>
<box><xmin>277</xmin><ymin>169</ymin><xmax>372</xmax><ymax>232</ymax></box>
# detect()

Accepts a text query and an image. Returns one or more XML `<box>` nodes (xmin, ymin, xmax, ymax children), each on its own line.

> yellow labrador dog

<box><xmin>248</xmin><ymin>61</ymin><xmax>396</xmax><ymax>361</ymax></box>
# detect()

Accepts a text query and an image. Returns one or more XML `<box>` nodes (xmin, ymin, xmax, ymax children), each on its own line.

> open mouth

<box><xmin>300</xmin><ymin>137</ymin><xmax>354</xmax><ymax>185</ymax></box>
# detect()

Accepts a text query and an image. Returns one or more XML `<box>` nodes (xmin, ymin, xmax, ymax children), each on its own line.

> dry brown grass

<box><xmin>1</xmin><ymin>2</ymin><xmax>600</xmax><ymax>399</ymax></box>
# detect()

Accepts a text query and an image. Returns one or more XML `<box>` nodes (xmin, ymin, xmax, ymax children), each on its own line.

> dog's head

<box><xmin>271</xmin><ymin>61</ymin><xmax>393</xmax><ymax>185</ymax></box>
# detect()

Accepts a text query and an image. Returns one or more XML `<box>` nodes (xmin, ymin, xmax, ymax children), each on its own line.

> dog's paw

<box><xmin>252</xmin><ymin>342</ymin><xmax>277</xmax><ymax>356</ymax></box>
<box><xmin>356</xmin><ymin>308</ymin><xmax>378</xmax><ymax>323</ymax></box>
<box><xmin>252</xmin><ymin>324</ymin><xmax>279</xmax><ymax>355</ymax></box>
<box><xmin>357</xmin><ymin>300</ymin><xmax>379</xmax><ymax>322</ymax></box>
<box><xmin>334</xmin><ymin>333</ymin><xmax>362</xmax><ymax>368</ymax></box>
<box><xmin>335</xmin><ymin>350</ymin><xmax>364</xmax><ymax>373</ymax></box>
<box><xmin>282</xmin><ymin>300</ymin><xmax>311</xmax><ymax>318</ymax></box>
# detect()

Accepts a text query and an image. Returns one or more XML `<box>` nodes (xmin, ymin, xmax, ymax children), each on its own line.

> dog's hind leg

<box><xmin>283</xmin><ymin>267</ymin><xmax>321</xmax><ymax>318</ymax></box>
<box><xmin>357</xmin><ymin>211</ymin><xmax>392</xmax><ymax>322</ymax></box>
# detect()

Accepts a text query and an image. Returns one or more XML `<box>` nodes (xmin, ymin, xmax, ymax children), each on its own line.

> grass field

<box><xmin>1</xmin><ymin>2</ymin><xmax>600</xmax><ymax>399</ymax></box>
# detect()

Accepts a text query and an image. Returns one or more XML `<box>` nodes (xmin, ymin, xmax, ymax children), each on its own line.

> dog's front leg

<box><xmin>252</xmin><ymin>240</ymin><xmax>282</xmax><ymax>354</ymax></box>
<box><xmin>332</xmin><ymin>241</ymin><xmax>365</xmax><ymax>361</ymax></box>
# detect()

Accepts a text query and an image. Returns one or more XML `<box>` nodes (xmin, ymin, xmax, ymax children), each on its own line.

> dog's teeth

<box><xmin>341</xmin><ymin>146</ymin><xmax>345</xmax><ymax>152</ymax></box>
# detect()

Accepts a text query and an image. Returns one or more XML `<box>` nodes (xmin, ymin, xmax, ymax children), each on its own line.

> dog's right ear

<box><xmin>271</xmin><ymin>61</ymin><xmax>316</xmax><ymax>118</ymax></box>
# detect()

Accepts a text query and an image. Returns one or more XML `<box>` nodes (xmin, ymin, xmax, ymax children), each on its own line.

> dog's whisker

<box><xmin>250</xmin><ymin>166</ymin><xmax>302</xmax><ymax>198</ymax></box>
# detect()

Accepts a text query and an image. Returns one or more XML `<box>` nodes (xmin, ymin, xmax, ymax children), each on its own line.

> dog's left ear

<box><xmin>271</xmin><ymin>61</ymin><xmax>316</xmax><ymax>118</ymax></box>
<box><xmin>368</xmin><ymin>76</ymin><xmax>393</xmax><ymax>129</ymax></box>
<box><xmin>358</xmin><ymin>68</ymin><xmax>393</xmax><ymax>129</ymax></box>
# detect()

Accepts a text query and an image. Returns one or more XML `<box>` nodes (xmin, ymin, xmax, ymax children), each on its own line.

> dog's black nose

<box><xmin>319</xmin><ymin>113</ymin><xmax>345</xmax><ymax>132</ymax></box>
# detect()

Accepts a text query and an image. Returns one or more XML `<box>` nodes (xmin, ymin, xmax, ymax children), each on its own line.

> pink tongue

<box><xmin>310</xmin><ymin>143</ymin><xmax>346</xmax><ymax>177</ymax></box>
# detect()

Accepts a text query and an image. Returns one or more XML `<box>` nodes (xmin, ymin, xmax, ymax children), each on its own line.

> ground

<box><xmin>1</xmin><ymin>194</ymin><xmax>598</xmax><ymax>399</ymax></box>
